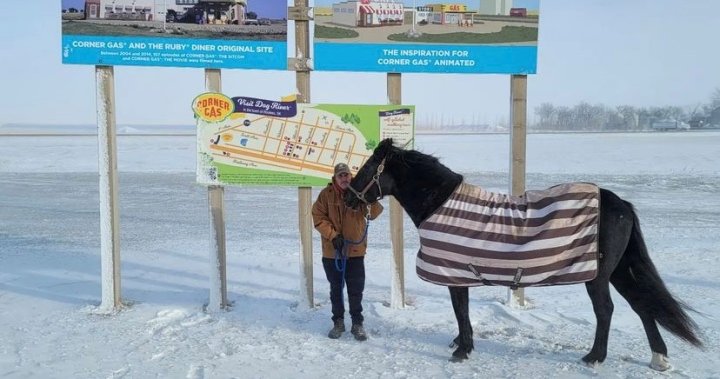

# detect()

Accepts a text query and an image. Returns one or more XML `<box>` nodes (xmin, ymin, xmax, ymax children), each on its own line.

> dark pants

<box><xmin>322</xmin><ymin>256</ymin><xmax>365</xmax><ymax>325</ymax></box>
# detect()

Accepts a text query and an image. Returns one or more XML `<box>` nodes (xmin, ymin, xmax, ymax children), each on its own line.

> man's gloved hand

<box><xmin>332</xmin><ymin>234</ymin><xmax>344</xmax><ymax>251</ymax></box>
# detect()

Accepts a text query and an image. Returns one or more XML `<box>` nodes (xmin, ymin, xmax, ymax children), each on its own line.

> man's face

<box><xmin>334</xmin><ymin>172</ymin><xmax>352</xmax><ymax>189</ymax></box>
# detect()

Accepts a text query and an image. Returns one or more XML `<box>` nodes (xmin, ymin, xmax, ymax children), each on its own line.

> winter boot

<box><xmin>351</xmin><ymin>323</ymin><xmax>367</xmax><ymax>341</ymax></box>
<box><xmin>328</xmin><ymin>319</ymin><xmax>345</xmax><ymax>339</ymax></box>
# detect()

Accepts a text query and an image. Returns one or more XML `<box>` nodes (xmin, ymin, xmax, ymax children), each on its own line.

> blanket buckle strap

<box><xmin>468</xmin><ymin>263</ymin><xmax>494</xmax><ymax>286</ymax></box>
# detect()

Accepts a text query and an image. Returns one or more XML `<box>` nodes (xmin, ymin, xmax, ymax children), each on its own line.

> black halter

<box><xmin>347</xmin><ymin>157</ymin><xmax>386</xmax><ymax>205</ymax></box>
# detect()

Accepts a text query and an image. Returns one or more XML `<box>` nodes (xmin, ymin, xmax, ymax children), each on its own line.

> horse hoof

<box><xmin>449</xmin><ymin>355</ymin><xmax>468</xmax><ymax>363</ymax></box>
<box><xmin>650</xmin><ymin>353</ymin><xmax>671</xmax><ymax>371</ymax></box>
<box><xmin>583</xmin><ymin>359</ymin><xmax>599</xmax><ymax>369</ymax></box>
<box><xmin>450</xmin><ymin>349</ymin><xmax>469</xmax><ymax>362</ymax></box>
<box><xmin>581</xmin><ymin>352</ymin><xmax>605</xmax><ymax>368</ymax></box>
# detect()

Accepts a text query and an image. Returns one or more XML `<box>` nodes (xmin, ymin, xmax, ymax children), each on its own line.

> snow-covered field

<box><xmin>0</xmin><ymin>132</ymin><xmax>718</xmax><ymax>378</ymax></box>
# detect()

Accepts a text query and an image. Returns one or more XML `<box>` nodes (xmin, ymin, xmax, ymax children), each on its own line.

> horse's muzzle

<box><xmin>344</xmin><ymin>191</ymin><xmax>361</xmax><ymax>209</ymax></box>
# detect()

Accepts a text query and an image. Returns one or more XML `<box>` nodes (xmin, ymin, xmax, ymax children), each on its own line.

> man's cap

<box><xmin>334</xmin><ymin>163</ymin><xmax>351</xmax><ymax>176</ymax></box>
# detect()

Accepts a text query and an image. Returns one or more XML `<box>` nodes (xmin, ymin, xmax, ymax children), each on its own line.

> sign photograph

<box><xmin>313</xmin><ymin>0</ymin><xmax>539</xmax><ymax>73</ymax></box>
<box><xmin>61</xmin><ymin>0</ymin><xmax>288</xmax><ymax>69</ymax></box>
<box><xmin>194</xmin><ymin>93</ymin><xmax>415</xmax><ymax>186</ymax></box>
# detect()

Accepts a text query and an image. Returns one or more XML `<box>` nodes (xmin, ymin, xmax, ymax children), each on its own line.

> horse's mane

<box><xmin>396</xmin><ymin>147</ymin><xmax>439</xmax><ymax>168</ymax></box>
<box><xmin>388</xmin><ymin>143</ymin><xmax>461</xmax><ymax>182</ymax></box>
<box><xmin>381</xmin><ymin>140</ymin><xmax>463</xmax><ymax>225</ymax></box>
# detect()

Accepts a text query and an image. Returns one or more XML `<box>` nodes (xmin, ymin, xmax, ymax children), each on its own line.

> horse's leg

<box><xmin>605</xmin><ymin>203</ymin><xmax>704</xmax><ymax>371</ymax></box>
<box><xmin>610</xmin><ymin>265</ymin><xmax>670</xmax><ymax>371</ymax></box>
<box><xmin>582</xmin><ymin>189</ymin><xmax>633</xmax><ymax>366</ymax></box>
<box><xmin>582</xmin><ymin>279</ymin><xmax>614</xmax><ymax>365</ymax></box>
<box><xmin>449</xmin><ymin>286</ymin><xmax>473</xmax><ymax>361</ymax></box>
<box><xmin>583</xmin><ymin>280</ymin><xmax>613</xmax><ymax>365</ymax></box>
<box><xmin>447</xmin><ymin>286</ymin><xmax>462</xmax><ymax>349</ymax></box>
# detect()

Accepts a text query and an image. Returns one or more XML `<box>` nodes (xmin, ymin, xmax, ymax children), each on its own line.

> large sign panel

<box><xmin>61</xmin><ymin>0</ymin><xmax>287</xmax><ymax>69</ymax></box>
<box><xmin>194</xmin><ymin>93</ymin><xmax>415</xmax><ymax>186</ymax></box>
<box><xmin>313</xmin><ymin>0</ymin><xmax>539</xmax><ymax>73</ymax></box>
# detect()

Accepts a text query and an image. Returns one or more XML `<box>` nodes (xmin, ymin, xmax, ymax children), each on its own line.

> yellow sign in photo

<box><xmin>192</xmin><ymin>93</ymin><xmax>235</xmax><ymax>123</ymax></box>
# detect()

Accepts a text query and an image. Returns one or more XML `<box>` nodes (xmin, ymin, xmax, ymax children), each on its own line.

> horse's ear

<box><xmin>377</xmin><ymin>138</ymin><xmax>395</xmax><ymax>154</ymax></box>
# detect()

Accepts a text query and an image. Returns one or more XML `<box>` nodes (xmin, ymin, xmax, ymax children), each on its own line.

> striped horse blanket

<box><xmin>417</xmin><ymin>182</ymin><xmax>600</xmax><ymax>288</ymax></box>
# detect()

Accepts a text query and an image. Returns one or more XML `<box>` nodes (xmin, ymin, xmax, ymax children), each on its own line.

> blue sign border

<box><xmin>62</xmin><ymin>35</ymin><xmax>287</xmax><ymax>70</ymax></box>
<box><xmin>314</xmin><ymin>42</ymin><xmax>537</xmax><ymax>74</ymax></box>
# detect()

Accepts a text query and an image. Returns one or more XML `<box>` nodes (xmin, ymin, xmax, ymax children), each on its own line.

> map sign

<box><xmin>194</xmin><ymin>93</ymin><xmax>415</xmax><ymax>186</ymax></box>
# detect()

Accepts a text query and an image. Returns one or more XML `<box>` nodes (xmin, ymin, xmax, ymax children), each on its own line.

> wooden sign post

<box><xmin>508</xmin><ymin>74</ymin><xmax>528</xmax><ymax>307</ymax></box>
<box><xmin>387</xmin><ymin>73</ymin><xmax>406</xmax><ymax>309</ymax></box>
<box><xmin>96</xmin><ymin>65</ymin><xmax>122</xmax><ymax>312</ymax></box>
<box><xmin>205</xmin><ymin>69</ymin><xmax>229</xmax><ymax>312</ymax></box>
<box><xmin>292</xmin><ymin>0</ymin><xmax>314</xmax><ymax>309</ymax></box>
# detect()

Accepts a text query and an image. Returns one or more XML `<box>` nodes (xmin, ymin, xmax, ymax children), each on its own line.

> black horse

<box><xmin>344</xmin><ymin>138</ymin><xmax>702</xmax><ymax>369</ymax></box>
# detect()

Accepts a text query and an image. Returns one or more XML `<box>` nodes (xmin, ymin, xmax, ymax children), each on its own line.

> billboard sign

<box><xmin>313</xmin><ymin>0</ymin><xmax>539</xmax><ymax>74</ymax></box>
<box><xmin>61</xmin><ymin>0</ymin><xmax>287</xmax><ymax>69</ymax></box>
<box><xmin>194</xmin><ymin>93</ymin><xmax>415</xmax><ymax>186</ymax></box>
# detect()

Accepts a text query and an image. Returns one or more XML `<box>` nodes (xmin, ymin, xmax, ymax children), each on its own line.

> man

<box><xmin>312</xmin><ymin>163</ymin><xmax>383</xmax><ymax>341</ymax></box>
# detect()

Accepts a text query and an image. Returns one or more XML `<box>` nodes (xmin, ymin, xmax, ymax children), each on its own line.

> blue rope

<box><xmin>334</xmin><ymin>246</ymin><xmax>348</xmax><ymax>299</ymax></box>
<box><xmin>333</xmin><ymin>221</ymin><xmax>370</xmax><ymax>304</ymax></box>
<box><xmin>344</xmin><ymin>221</ymin><xmax>370</xmax><ymax>246</ymax></box>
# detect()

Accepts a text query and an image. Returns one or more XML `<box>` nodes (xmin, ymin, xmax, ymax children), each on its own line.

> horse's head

<box><xmin>344</xmin><ymin>138</ymin><xmax>397</xmax><ymax>209</ymax></box>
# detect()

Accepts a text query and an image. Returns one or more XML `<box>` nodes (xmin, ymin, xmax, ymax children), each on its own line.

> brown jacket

<box><xmin>312</xmin><ymin>183</ymin><xmax>384</xmax><ymax>258</ymax></box>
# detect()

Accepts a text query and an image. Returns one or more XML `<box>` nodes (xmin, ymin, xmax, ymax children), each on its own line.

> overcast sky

<box><xmin>1</xmin><ymin>0</ymin><xmax>719</xmax><ymax>126</ymax></box>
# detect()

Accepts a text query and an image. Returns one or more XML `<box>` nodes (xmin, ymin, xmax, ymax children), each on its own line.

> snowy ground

<box><xmin>0</xmin><ymin>132</ymin><xmax>718</xmax><ymax>378</ymax></box>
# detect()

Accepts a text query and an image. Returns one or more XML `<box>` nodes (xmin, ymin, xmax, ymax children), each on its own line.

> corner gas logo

<box><xmin>193</xmin><ymin>93</ymin><xmax>234</xmax><ymax>122</ymax></box>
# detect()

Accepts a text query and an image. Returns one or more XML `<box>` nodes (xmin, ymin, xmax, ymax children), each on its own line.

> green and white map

<box><xmin>196</xmin><ymin>97</ymin><xmax>414</xmax><ymax>186</ymax></box>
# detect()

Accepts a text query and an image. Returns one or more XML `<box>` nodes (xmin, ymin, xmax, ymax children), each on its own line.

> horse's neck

<box><xmin>393</xmin><ymin>166</ymin><xmax>462</xmax><ymax>227</ymax></box>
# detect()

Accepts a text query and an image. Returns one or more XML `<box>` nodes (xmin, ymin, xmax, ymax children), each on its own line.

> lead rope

<box><xmin>334</xmin><ymin>204</ymin><xmax>372</xmax><ymax>305</ymax></box>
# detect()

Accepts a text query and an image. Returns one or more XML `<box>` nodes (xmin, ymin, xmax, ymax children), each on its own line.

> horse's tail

<box><xmin>625</xmin><ymin>203</ymin><xmax>703</xmax><ymax>347</ymax></box>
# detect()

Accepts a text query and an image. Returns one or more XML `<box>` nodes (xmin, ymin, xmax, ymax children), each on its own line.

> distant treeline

<box><xmin>417</xmin><ymin>88</ymin><xmax>720</xmax><ymax>132</ymax></box>
<box><xmin>533</xmin><ymin>103</ymin><xmax>671</xmax><ymax>131</ymax></box>
<box><xmin>532</xmin><ymin>88</ymin><xmax>720</xmax><ymax>131</ymax></box>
